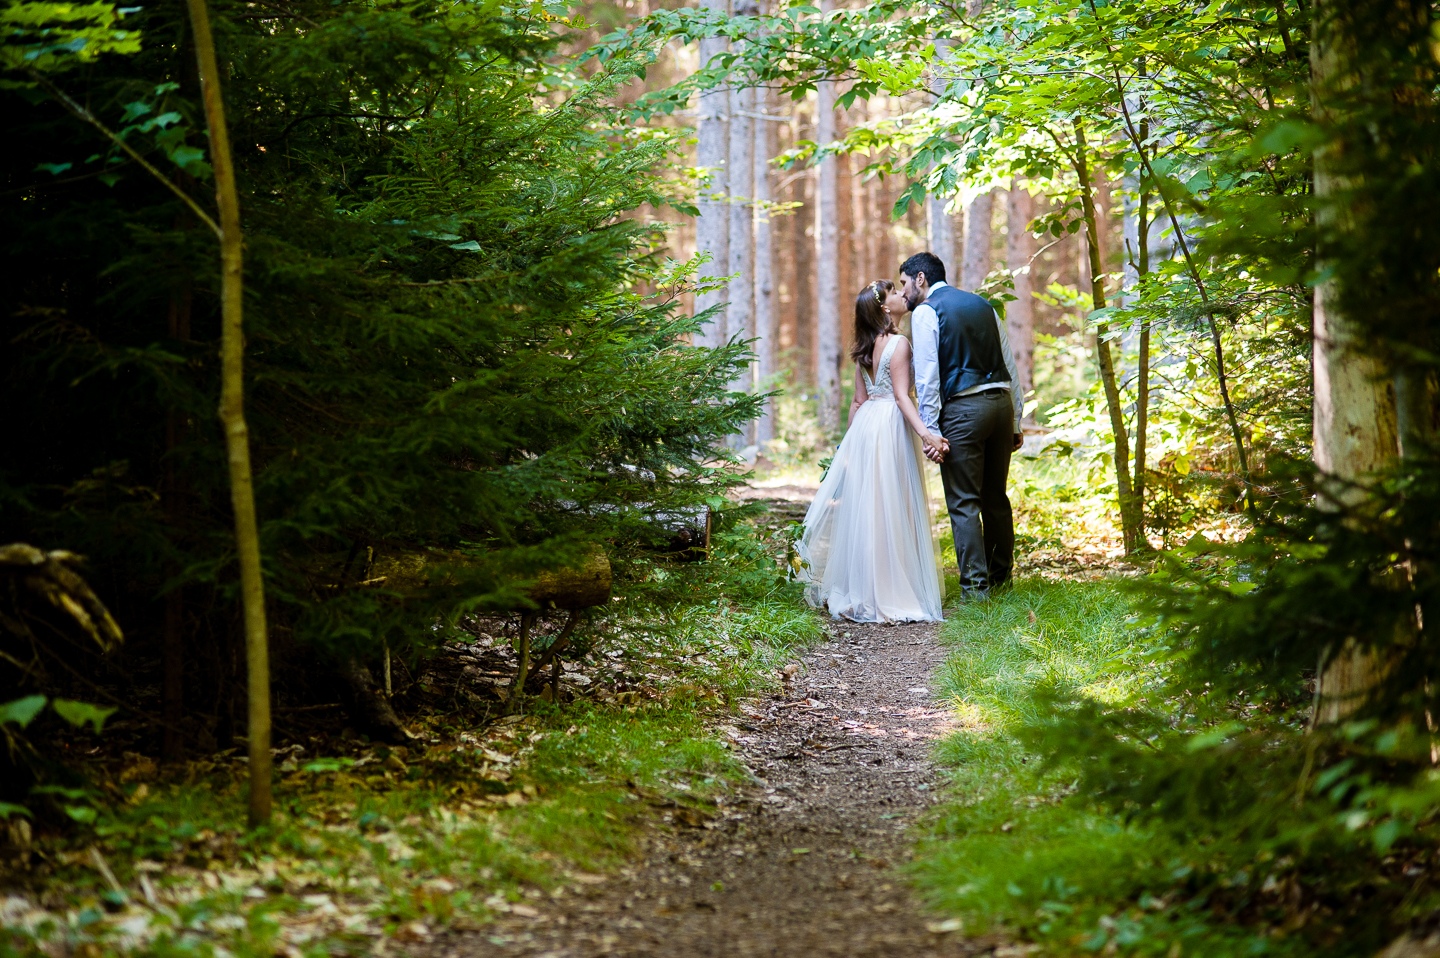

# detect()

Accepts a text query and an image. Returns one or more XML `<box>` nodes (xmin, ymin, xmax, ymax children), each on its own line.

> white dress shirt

<box><xmin>912</xmin><ymin>279</ymin><xmax>1024</xmax><ymax>436</ymax></box>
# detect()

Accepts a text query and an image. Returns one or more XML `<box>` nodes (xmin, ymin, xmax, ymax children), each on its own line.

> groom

<box><xmin>900</xmin><ymin>252</ymin><xmax>1024</xmax><ymax>601</ymax></box>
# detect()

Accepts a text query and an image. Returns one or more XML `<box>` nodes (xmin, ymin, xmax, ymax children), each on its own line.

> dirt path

<box><xmin>442</xmin><ymin>617</ymin><xmax>996</xmax><ymax>958</ymax></box>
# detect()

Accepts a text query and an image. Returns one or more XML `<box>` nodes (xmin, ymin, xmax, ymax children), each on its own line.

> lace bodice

<box><xmin>862</xmin><ymin>335</ymin><xmax>903</xmax><ymax>402</ymax></box>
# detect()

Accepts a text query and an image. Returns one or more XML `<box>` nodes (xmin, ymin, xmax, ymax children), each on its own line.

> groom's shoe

<box><xmin>960</xmin><ymin>589</ymin><xmax>990</xmax><ymax>604</ymax></box>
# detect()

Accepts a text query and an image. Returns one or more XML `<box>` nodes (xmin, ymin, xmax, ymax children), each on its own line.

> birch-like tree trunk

<box><xmin>695</xmin><ymin>0</ymin><xmax>730</xmax><ymax>350</ymax></box>
<box><xmin>753</xmin><ymin>84</ymin><xmax>777</xmax><ymax>448</ymax></box>
<box><xmin>814</xmin><ymin>7</ymin><xmax>841</xmax><ymax>432</ymax></box>
<box><xmin>1005</xmin><ymin>183</ymin><xmax>1034</xmax><ymax>419</ymax></box>
<box><xmin>927</xmin><ymin>37</ymin><xmax>956</xmax><ymax>272</ymax></box>
<box><xmin>1074</xmin><ymin>120</ymin><xmax>1143</xmax><ymax>554</ymax></box>
<box><xmin>185</xmin><ymin>0</ymin><xmax>272</xmax><ymax>827</ymax></box>
<box><xmin>1311</xmin><ymin>0</ymin><xmax>1402</xmax><ymax>723</ymax></box>
<box><xmin>728</xmin><ymin>80</ymin><xmax>755</xmax><ymax>445</ymax></box>
<box><xmin>961</xmin><ymin>187</ymin><xmax>995</xmax><ymax>290</ymax></box>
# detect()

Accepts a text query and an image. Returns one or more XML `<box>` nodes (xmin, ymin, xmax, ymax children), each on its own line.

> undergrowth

<box><xmin>917</xmin><ymin>573</ymin><xmax>1440</xmax><ymax>957</ymax></box>
<box><xmin>0</xmin><ymin>520</ymin><xmax>826</xmax><ymax>958</ymax></box>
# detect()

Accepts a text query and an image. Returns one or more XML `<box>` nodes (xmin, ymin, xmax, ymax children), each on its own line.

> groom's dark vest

<box><xmin>929</xmin><ymin>284</ymin><xmax>1010</xmax><ymax>399</ymax></box>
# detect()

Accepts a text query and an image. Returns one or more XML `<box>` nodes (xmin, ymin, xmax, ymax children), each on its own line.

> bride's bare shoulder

<box><xmin>890</xmin><ymin>335</ymin><xmax>913</xmax><ymax>357</ymax></box>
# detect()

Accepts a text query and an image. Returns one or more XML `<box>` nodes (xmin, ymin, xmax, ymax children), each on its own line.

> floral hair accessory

<box><xmin>871</xmin><ymin>281</ymin><xmax>885</xmax><ymax>304</ymax></box>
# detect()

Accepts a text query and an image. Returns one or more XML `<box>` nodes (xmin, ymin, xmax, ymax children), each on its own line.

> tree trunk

<box><xmin>753</xmin><ymin>84</ymin><xmax>777</xmax><ymax>449</ymax></box>
<box><xmin>927</xmin><ymin>37</ymin><xmax>956</xmax><ymax>273</ymax></box>
<box><xmin>961</xmin><ymin>187</ymin><xmax>995</xmax><ymax>290</ymax></box>
<box><xmin>1074</xmin><ymin>120</ymin><xmax>1143</xmax><ymax>554</ymax></box>
<box><xmin>1005</xmin><ymin>183</ymin><xmax>1035</xmax><ymax>422</ymax></box>
<box><xmin>1310</xmin><ymin>0</ymin><xmax>1402</xmax><ymax>722</ymax></box>
<box><xmin>814</xmin><ymin>14</ymin><xmax>841</xmax><ymax>433</ymax></box>
<box><xmin>339</xmin><ymin>658</ymin><xmax>414</xmax><ymax>743</ymax></box>
<box><xmin>507</xmin><ymin>613</ymin><xmax>534</xmax><ymax>712</ymax></box>
<box><xmin>185</xmin><ymin>0</ymin><xmax>272</xmax><ymax>828</ymax></box>
<box><xmin>695</xmin><ymin>0</ymin><xmax>730</xmax><ymax>350</ymax></box>
<box><xmin>728</xmin><ymin>80</ymin><xmax>755</xmax><ymax>446</ymax></box>
<box><xmin>1134</xmin><ymin>177</ymin><xmax>1152</xmax><ymax>519</ymax></box>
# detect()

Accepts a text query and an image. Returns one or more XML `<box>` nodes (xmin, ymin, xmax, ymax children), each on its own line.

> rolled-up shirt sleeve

<box><xmin>912</xmin><ymin>303</ymin><xmax>941</xmax><ymax>434</ymax></box>
<box><xmin>993</xmin><ymin>307</ymin><xmax>1023</xmax><ymax>433</ymax></box>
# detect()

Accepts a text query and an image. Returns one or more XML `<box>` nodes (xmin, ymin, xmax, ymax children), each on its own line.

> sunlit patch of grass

<box><xmin>916</xmin><ymin>578</ymin><xmax>1282</xmax><ymax>957</ymax></box>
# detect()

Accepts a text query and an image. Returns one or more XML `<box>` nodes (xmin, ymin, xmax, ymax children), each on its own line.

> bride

<box><xmin>796</xmin><ymin>280</ymin><xmax>947</xmax><ymax>623</ymax></box>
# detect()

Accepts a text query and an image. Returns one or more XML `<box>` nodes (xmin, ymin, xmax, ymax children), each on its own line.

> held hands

<box><xmin>923</xmin><ymin>433</ymin><xmax>949</xmax><ymax>463</ymax></box>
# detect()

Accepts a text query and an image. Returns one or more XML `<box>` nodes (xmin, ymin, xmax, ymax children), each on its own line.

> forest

<box><xmin>1</xmin><ymin>0</ymin><xmax>1438</xmax><ymax>953</ymax></box>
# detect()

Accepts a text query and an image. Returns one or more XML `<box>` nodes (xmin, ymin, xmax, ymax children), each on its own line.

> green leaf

<box><xmin>1184</xmin><ymin>722</ymin><xmax>1245</xmax><ymax>752</ymax></box>
<box><xmin>64</xmin><ymin>804</ymin><xmax>98</xmax><ymax>823</ymax></box>
<box><xmin>1373</xmin><ymin>819</ymin><xmax>1401</xmax><ymax>852</ymax></box>
<box><xmin>1258</xmin><ymin>120</ymin><xmax>1317</xmax><ymax>155</ymax></box>
<box><xmin>0</xmin><ymin>802</ymin><xmax>33</xmax><ymax>819</ymax></box>
<box><xmin>166</xmin><ymin>144</ymin><xmax>208</xmax><ymax>175</ymax></box>
<box><xmin>0</xmin><ymin>695</ymin><xmax>47</xmax><ymax>728</ymax></box>
<box><xmin>51</xmin><ymin>698</ymin><xmax>117</xmax><ymax>733</ymax></box>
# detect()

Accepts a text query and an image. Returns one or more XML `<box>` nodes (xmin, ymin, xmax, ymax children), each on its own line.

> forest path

<box><xmin>446</xmin><ymin>616</ymin><xmax>993</xmax><ymax>958</ymax></box>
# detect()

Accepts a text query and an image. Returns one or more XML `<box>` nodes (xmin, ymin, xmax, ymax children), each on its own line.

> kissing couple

<box><xmin>796</xmin><ymin>251</ymin><xmax>1024</xmax><ymax>622</ymax></box>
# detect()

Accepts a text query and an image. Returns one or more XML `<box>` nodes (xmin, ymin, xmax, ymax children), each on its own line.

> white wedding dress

<box><xmin>796</xmin><ymin>336</ymin><xmax>945</xmax><ymax>623</ymax></box>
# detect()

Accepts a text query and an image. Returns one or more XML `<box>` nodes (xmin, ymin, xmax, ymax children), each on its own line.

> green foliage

<box><xmin>0</xmin><ymin>0</ymin><xmax>759</xmax><ymax>712</ymax></box>
<box><xmin>919</xmin><ymin>577</ymin><xmax>1440</xmax><ymax>956</ymax></box>
<box><xmin>0</xmin><ymin>695</ymin><xmax>47</xmax><ymax>728</ymax></box>
<box><xmin>0</xmin><ymin>561</ymin><xmax>816</xmax><ymax>955</ymax></box>
<box><xmin>49</xmin><ymin>698</ymin><xmax>116</xmax><ymax>733</ymax></box>
<box><xmin>1</xmin><ymin>0</ymin><xmax>141</xmax><ymax>74</ymax></box>
<box><xmin>603</xmin><ymin>0</ymin><xmax>1322</xmax><ymax>528</ymax></box>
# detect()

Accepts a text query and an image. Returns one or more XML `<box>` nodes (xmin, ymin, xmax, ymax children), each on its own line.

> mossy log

<box><xmin>353</xmin><ymin>545</ymin><xmax>611</xmax><ymax>611</ymax></box>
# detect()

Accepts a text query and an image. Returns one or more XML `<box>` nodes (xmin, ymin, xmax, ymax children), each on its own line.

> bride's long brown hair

<box><xmin>851</xmin><ymin>279</ymin><xmax>899</xmax><ymax>371</ymax></box>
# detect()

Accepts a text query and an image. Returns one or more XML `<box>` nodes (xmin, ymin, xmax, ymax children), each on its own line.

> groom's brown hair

<box><xmin>899</xmin><ymin>251</ymin><xmax>946</xmax><ymax>287</ymax></box>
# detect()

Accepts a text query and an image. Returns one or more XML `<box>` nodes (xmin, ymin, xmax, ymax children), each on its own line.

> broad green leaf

<box><xmin>0</xmin><ymin>695</ymin><xmax>47</xmax><ymax>728</ymax></box>
<box><xmin>51</xmin><ymin>698</ymin><xmax>116</xmax><ymax>733</ymax></box>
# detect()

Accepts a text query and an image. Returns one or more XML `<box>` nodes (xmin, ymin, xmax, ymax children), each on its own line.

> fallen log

<box><xmin>351</xmin><ymin>544</ymin><xmax>611</xmax><ymax>611</ymax></box>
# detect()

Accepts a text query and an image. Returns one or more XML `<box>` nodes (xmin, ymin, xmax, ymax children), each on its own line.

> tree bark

<box><xmin>961</xmin><ymin>187</ymin><xmax>995</xmax><ymax>290</ymax></box>
<box><xmin>507</xmin><ymin>613</ymin><xmax>535</xmax><ymax>713</ymax></box>
<box><xmin>695</xmin><ymin>0</ymin><xmax>730</xmax><ymax>350</ymax></box>
<box><xmin>1074</xmin><ymin>120</ymin><xmax>1143</xmax><ymax>554</ymax></box>
<box><xmin>1134</xmin><ymin>174</ymin><xmax>1152</xmax><ymax>519</ymax></box>
<box><xmin>1310</xmin><ymin>0</ymin><xmax>1403</xmax><ymax>723</ymax></box>
<box><xmin>185</xmin><ymin>0</ymin><xmax>271</xmax><ymax>827</ymax></box>
<box><xmin>814</xmin><ymin>11</ymin><xmax>842</xmax><ymax>433</ymax></box>
<box><xmin>728</xmin><ymin>80</ymin><xmax>755</xmax><ymax>445</ymax></box>
<box><xmin>753</xmin><ymin>84</ymin><xmax>777</xmax><ymax>448</ymax></box>
<box><xmin>927</xmin><ymin>37</ymin><xmax>956</xmax><ymax>273</ymax></box>
<box><xmin>1005</xmin><ymin>183</ymin><xmax>1035</xmax><ymax>422</ymax></box>
<box><xmin>338</xmin><ymin>658</ymin><xmax>413</xmax><ymax>744</ymax></box>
